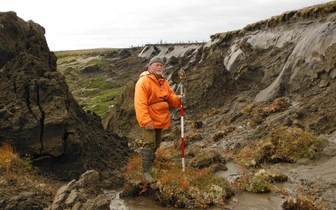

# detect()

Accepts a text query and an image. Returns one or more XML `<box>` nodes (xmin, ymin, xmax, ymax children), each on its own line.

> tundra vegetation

<box><xmin>55</xmin><ymin>49</ymin><xmax>124</xmax><ymax>118</ymax></box>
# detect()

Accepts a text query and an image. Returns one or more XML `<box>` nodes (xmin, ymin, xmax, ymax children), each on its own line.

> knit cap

<box><xmin>149</xmin><ymin>56</ymin><xmax>164</xmax><ymax>65</ymax></box>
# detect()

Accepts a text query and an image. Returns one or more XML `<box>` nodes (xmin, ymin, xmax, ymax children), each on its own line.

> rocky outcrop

<box><xmin>0</xmin><ymin>11</ymin><xmax>130</xmax><ymax>183</ymax></box>
<box><xmin>48</xmin><ymin>170</ymin><xmax>118</xmax><ymax>210</ymax></box>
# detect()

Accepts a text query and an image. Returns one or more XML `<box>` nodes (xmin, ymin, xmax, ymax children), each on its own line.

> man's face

<box><xmin>150</xmin><ymin>62</ymin><xmax>164</xmax><ymax>76</ymax></box>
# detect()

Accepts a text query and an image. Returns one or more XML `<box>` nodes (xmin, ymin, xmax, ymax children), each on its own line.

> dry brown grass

<box><xmin>0</xmin><ymin>142</ymin><xmax>15</xmax><ymax>161</ymax></box>
<box><xmin>0</xmin><ymin>142</ymin><xmax>60</xmax><ymax>200</ymax></box>
<box><xmin>245</xmin><ymin>1</ymin><xmax>336</xmax><ymax>31</ymax></box>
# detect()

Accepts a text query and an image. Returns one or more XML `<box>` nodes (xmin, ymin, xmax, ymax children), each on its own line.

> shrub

<box><xmin>233</xmin><ymin>168</ymin><xmax>287</xmax><ymax>193</ymax></box>
<box><xmin>282</xmin><ymin>186</ymin><xmax>329</xmax><ymax>210</ymax></box>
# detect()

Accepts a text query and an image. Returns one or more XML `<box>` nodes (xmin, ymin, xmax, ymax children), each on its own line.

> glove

<box><xmin>145</xmin><ymin>124</ymin><xmax>154</xmax><ymax>130</ymax></box>
<box><xmin>178</xmin><ymin>94</ymin><xmax>185</xmax><ymax>101</ymax></box>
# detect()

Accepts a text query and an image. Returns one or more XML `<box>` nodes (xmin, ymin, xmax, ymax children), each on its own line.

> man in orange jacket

<box><xmin>134</xmin><ymin>56</ymin><xmax>182</xmax><ymax>183</ymax></box>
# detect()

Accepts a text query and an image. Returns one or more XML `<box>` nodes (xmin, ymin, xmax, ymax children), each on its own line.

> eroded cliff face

<box><xmin>126</xmin><ymin>2</ymin><xmax>336</xmax><ymax>137</ymax></box>
<box><xmin>207</xmin><ymin>3</ymin><xmax>336</xmax><ymax>136</ymax></box>
<box><xmin>0</xmin><ymin>11</ymin><xmax>130</xmax><ymax>183</ymax></box>
<box><xmin>223</xmin><ymin>13</ymin><xmax>336</xmax><ymax>102</ymax></box>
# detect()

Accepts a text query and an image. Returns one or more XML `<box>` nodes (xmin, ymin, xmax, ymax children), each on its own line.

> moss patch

<box><xmin>233</xmin><ymin>126</ymin><xmax>323</xmax><ymax>167</ymax></box>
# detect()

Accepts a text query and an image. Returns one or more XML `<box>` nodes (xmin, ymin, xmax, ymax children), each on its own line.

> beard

<box><xmin>155</xmin><ymin>71</ymin><xmax>163</xmax><ymax>78</ymax></box>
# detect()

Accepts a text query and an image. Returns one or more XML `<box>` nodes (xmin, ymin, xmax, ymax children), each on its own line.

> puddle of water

<box><xmin>123</xmin><ymin>196</ymin><xmax>178</xmax><ymax>210</ymax></box>
<box><xmin>217</xmin><ymin>162</ymin><xmax>283</xmax><ymax>210</ymax></box>
<box><xmin>215</xmin><ymin>162</ymin><xmax>242</xmax><ymax>177</ymax></box>
<box><xmin>123</xmin><ymin>196</ymin><xmax>223</xmax><ymax>210</ymax></box>
<box><xmin>124</xmin><ymin>193</ymin><xmax>283</xmax><ymax>210</ymax></box>
<box><xmin>225</xmin><ymin>191</ymin><xmax>283</xmax><ymax>210</ymax></box>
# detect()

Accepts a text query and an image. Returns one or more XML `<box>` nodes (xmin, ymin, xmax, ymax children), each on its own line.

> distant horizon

<box><xmin>53</xmin><ymin>41</ymin><xmax>208</xmax><ymax>52</ymax></box>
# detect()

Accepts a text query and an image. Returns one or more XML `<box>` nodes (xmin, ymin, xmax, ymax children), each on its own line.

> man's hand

<box><xmin>178</xmin><ymin>94</ymin><xmax>185</xmax><ymax>101</ymax></box>
<box><xmin>145</xmin><ymin>124</ymin><xmax>154</xmax><ymax>130</ymax></box>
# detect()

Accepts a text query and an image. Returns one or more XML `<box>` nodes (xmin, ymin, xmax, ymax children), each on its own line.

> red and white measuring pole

<box><xmin>180</xmin><ymin>100</ymin><xmax>185</xmax><ymax>172</ymax></box>
<box><xmin>178</xmin><ymin>69</ymin><xmax>186</xmax><ymax>172</ymax></box>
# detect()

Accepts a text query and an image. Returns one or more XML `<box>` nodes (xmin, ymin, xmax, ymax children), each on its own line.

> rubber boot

<box><xmin>140</xmin><ymin>148</ymin><xmax>157</xmax><ymax>183</ymax></box>
<box><xmin>152</xmin><ymin>152</ymin><xmax>156</xmax><ymax>164</ymax></box>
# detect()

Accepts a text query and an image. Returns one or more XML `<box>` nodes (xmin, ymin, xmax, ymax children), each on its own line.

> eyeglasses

<box><xmin>152</xmin><ymin>63</ymin><xmax>164</xmax><ymax>68</ymax></box>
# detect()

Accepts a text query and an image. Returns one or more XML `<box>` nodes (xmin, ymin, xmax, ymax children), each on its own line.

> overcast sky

<box><xmin>2</xmin><ymin>0</ymin><xmax>328</xmax><ymax>51</ymax></box>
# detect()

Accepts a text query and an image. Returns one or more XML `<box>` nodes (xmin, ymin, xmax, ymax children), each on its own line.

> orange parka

<box><xmin>134</xmin><ymin>71</ymin><xmax>181</xmax><ymax>129</ymax></box>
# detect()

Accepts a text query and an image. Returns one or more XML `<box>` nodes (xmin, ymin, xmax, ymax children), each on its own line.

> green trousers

<box><xmin>142</xmin><ymin>128</ymin><xmax>163</xmax><ymax>151</ymax></box>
